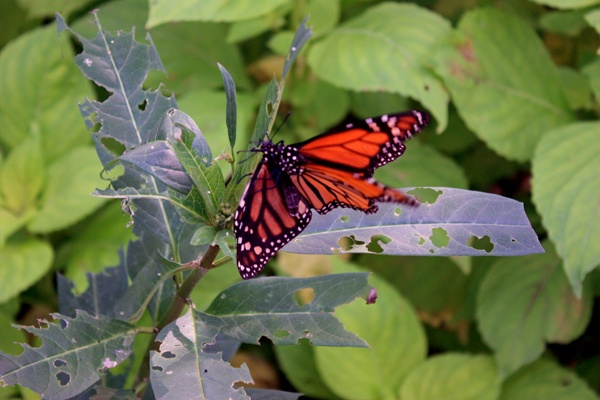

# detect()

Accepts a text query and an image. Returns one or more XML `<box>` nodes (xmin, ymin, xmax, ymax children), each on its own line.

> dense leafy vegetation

<box><xmin>0</xmin><ymin>0</ymin><xmax>599</xmax><ymax>399</ymax></box>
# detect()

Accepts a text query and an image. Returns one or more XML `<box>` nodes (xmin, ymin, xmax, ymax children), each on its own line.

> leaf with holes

<box><xmin>0</xmin><ymin>311</ymin><xmax>136</xmax><ymax>400</ymax></box>
<box><xmin>204</xmin><ymin>273</ymin><xmax>373</xmax><ymax>346</ymax></box>
<box><xmin>150</xmin><ymin>309</ymin><xmax>252</xmax><ymax>400</ymax></box>
<box><xmin>476</xmin><ymin>242</ymin><xmax>593</xmax><ymax>375</ymax></box>
<box><xmin>282</xmin><ymin>187</ymin><xmax>543</xmax><ymax>257</ymax></box>
<box><xmin>55</xmin><ymin>12</ymin><xmax>181</xmax><ymax>248</ymax></box>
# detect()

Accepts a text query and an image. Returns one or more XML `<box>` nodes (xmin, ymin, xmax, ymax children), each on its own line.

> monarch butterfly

<box><xmin>234</xmin><ymin>110</ymin><xmax>430</xmax><ymax>279</ymax></box>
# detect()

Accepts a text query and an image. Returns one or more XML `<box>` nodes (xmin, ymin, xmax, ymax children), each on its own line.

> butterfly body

<box><xmin>234</xmin><ymin>110</ymin><xmax>430</xmax><ymax>279</ymax></box>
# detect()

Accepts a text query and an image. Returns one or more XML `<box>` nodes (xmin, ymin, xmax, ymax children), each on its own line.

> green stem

<box><xmin>134</xmin><ymin>244</ymin><xmax>221</xmax><ymax>391</ymax></box>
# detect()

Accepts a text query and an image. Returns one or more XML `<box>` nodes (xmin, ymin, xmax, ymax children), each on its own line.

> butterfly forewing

<box><xmin>234</xmin><ymin>161</ymin><xmax>312</xmax><ymax>279</ymax></box>
<box><xmin>297</xmin><ymin>111</ymin><xmax>430</xmax><ymax>177</ymax></box>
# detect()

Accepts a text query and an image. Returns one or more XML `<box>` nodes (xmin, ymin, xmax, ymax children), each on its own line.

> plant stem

<box><xmin>134</xmin><ymin>244</ymin><xmax>221</xmax><ymax>391</ymax></box>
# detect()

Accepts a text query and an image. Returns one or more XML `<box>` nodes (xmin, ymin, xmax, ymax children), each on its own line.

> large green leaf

<box><xmin>150</xmin><ymin>309</ymin><xmax>252</xmax><ymax>400</ymax></box>
<box><xmin>433</xmin><ymin>8</ymin><xmax>574</xmax><ymax>162</ymax></box>
<box><xmin>205</xmin><ymin>273</ymin><xmax>373</xmax><ymax>346</ymax></box>
<box><xmin>0</xmin><ymin>136</ymin><xmax>44</xmax><ymax>215</ymax></box>
<box><xmin>500</xmin><ymin>359</ymin><xmax>599</xmax><ymax>400</ymax></box>
<box><xmin>399</xmin><ymin>354</ymin><xmax>501</xmax><ymax>400</ymax></box>
<box><xmin>308</xmin><ymin>3</ymin><xmax>451</xmax><ymax>131</ymax></box>
<box><xmin>0</xmin><ymin>311</ymin><xmax>137</xmax><ymax>400</ymax></box>
<box><xmin>147</xmin><ymin>0</ymin><xmax>291</xmax><ymax>26</ymax></box>
<box><xmin>531</xmin><ymin>122</ymin><xmax>600</xmax><ymax>291</ymax></box>
<box><xmin>527</xmin><ymin>0</ymin><xmax>600</xmax><ymax>9</ymax></box>
<box><xmin>476</xmin><ymin>243</ymin><xmax>593</xmax><ymax>375</ymax></box>
<box><xmin>314</xmin><ymin>262</ymin><xmax>426</xmax><ymax>400</ymax></box>
<box><xmin>0</xmin><ymin>239</ymin><xmax>53</xmax><ymax>303</ymax></box>
<box><xmin>16</xmin><ymin>0</ymin><xmax>93</xmax><ymax>18</ymax></box>
<box><xmin>27</xmin><ymin>147</ymin><xmax>108</xmax><ymax>233</ymax></box>
<box><xmin>0</xmin><ymin>24</ymin><xmax>93</xmax><ymax>162</ymax></box>
<box><xmin>373</xmin><ymin>140</ymin><xmax>469</xmax><ymax>189</ymax></box>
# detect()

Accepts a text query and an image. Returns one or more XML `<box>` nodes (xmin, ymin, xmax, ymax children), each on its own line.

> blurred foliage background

<box><xmin>1</xmin><ymin>0</ymin><xmax>600</xmax><ymax>398</ymax></box>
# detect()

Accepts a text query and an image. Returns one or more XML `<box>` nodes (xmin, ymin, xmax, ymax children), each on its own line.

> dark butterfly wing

<box><xmin>234</xmin><ymin>161</ymin><xmax>312</xmax><ymax>279</ymax></box>
<box><xmin>290</xmin><ymin>164</ymin><xmax>416</xmax><ymax>215</ymax></box>
<box><xmin>296</xmin><ymin>110</ymin><xmax>430</xmax><ymax>177</ymax></box>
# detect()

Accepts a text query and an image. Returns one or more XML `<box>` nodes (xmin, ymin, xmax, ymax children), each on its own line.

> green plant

<box><xmin>0</xmin><ymin>0</ymin><xmax>599</xmax><ymax>399</ymax></box>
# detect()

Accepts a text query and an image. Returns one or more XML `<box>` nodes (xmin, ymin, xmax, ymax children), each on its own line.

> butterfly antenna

<box><xmin>271</xmin><ymin>111</ymin><xmax>292</xmax><ymax>141</ymax></box>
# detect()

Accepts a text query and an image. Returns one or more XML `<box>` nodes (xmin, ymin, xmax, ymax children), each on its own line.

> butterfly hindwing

<box><xmin>234</xmin><ymin>161</ymin><xmax>312</xmax><ymax>279</ymax></box>
<box><xmin>291</xmin><ymin>164</ymin><xmax>416</xmax><ymax>215</ymax></box>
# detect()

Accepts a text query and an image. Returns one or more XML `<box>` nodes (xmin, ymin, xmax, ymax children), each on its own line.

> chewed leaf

<box><xmin>150</xmin><ymin>309</ymin><xmax>252</xmax><ymax>400</ymax></box>
<box><xmin>0</xmin><ymin>311</ymin><xmax>136</xmax><ymax>400</ymax></box>
<box><xmin>283</xmin><ymin>187</ymin><xmax>544</xmax><ymax>257</ymax></box>
<box><xmin>205</xmin><ymin>273</ymin><xmax>373</xmax><ymax>347</ymax></box>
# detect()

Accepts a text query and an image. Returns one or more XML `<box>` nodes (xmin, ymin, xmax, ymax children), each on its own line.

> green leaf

<box><xmin>226</xmin><ymin>13</ymin><xmax>286</xmax><ymax>43</ymax></box>
<box><xmin>17</xmin><ymin>0</ymin><xmax>93</xmax><ymax>18</ymax></box>
<box><xmin>27</xmin><ymin>147</ymin><xmax>108</xmax><ymax>233</ymax></box>
<box><xmin>433</xmin><ymin>8</ymin><xmax>574</xmax><ymax>162</ymax></box>
<box><xmin>500</xmin><ymin>359</ymin><xmax>599</xmax><ymax>400</ymax></box>
<box><xmin>307</xmin><ymin>0</ymin><xmax>340</xmax><ymax>37</ymax></box>
<box><xmin>0</xmin><ymin>24</ymin><xmax>93</xmax><ymax>161</ymax></box>
<box><xmin>400</xmin><ymin>354</ymin><xmax>501</xmax><ymax>400</ymax></box>
<box><xmin>147</xmin><ymin>0</ymin><xmax>291</xmax><ymax>26</ymax></box>
<box><xmin>0</xmin><ymin>208</ymin><xmax>36</xmax><ymax>248</ymax></box>
<box><xmin>476</xmin><ymin>243</ymin><xmax>593</xmax><ymax>375</ymax></box>
<box><xmin>205</xmin><ymin>273</ymin><xmax>373</xmax><ymax>346</ymax></box>
<box><xmin>582</xmin><ymin>58</ymin><xmax>600</xmax><ymax>103</ymax></box>
<box><xmin>0</xmin><ymin>136</ymin><xmax>44</xmax><ymax>215</ymax></box>
<box><xmin>150</xmin><ymin>309</ymin><xmax>252</xmax><ymax>400</ymax></box>
<box><xmin>559</xmin><ymin>66</ymin><xmax>593</xmax><ymax>111</ymax></box>
<box><xmin>539</xmin><ymin>9</ymin><xmax>588</xmax><ymax>36</ymax></box>
<box><xmin>218</xmin><ymin>64</ymin><xmax>238</xmax><ymax>150</ymax></box>
<box><xmin>585</xmin><ymin>8</ymin><xmax>600</xmax><ymax>35</ymax></box>
<box><xmin>0</xmin><ymin>311</ymin><xmax>137</xmax><ymax>400</ymax></box>
<box><xmin>531</xmin><ymin>122</ymin><xmax>600</xmax><ymax>290</ymax></box>
<box><xmin>308</xmin><ymin>3</ymin><xmax>451</xmax><ymax>131</ymax></box>
<box><xmin>268</xmin><ymin>31</ymin><xmax>295</xmax><ymax>55</ymax></box>
<box><xmin>350</xmin><ymin>91</ymin><xmax>410</xmax><ymax>120</ymax></box>
<box><xmin>190</xmin><ymin>261</ymin><xmax>241</xmax><ymax>312</ymax></box>
<box><xmin>0</xmin><ymin>311</ymin><xmax>27</xmax><ymax>356</ymax></box>
<box><xmin>373</xmin><ymin>140</ymin><xmax>469</xmax><ymax>189</ymax></box>
<box><xmin>275</xmin><ymin>340</ymin><xmax>342</xmax><ymax>400</ymax></box>
<box><xmin>58</xmin><ymin>202</ymin><xmax>135</xmax><ymax>292</ymax></box>
<box><xmin>0</xmin><ymin>0</ymin><xmax>35</xmax><ymax>49</ymax></box>
<box><xmin>0</xmin><ymin>239</ymin><xmax>53</xmax><ymax>303</ymax></box>
<box><xmin>314</xmin><ymin>262</ymin><xmax>426</xmax><ymax>400</ymax></box>
<box><xmin>527</xmin><ymin>0</ymin><xmax>600</xmax><ymax>10</ymax></box>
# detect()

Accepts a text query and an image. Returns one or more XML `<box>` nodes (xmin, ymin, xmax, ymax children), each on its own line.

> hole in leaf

<box><xmin>429</xmin><ymin>249</ymin><xmax>435</xmax><ymax>253</ymax></box>
<box><xmin>414</xmin><ymin>234</ymin><xmax>426</xmax><ymax>246</ymax></box>
<box><xmin>366</xmin><ymin>234</ymin><xmax>391</xmax><ymax>253</ymax></box>
<box><xmin>138</xmin><ymin>99</ymin><xmax>148</xmax><ymax>111</ymax></box>
<box><xmin>204</xmin><ymin>369</ymin><xmax>208</xmax><ymax>373</ymax></box>
<box><xmin>273</xmin><ymin>316</ymin><xmax>279</xmax><ymax>320</ymax></box>
<box><xmin>395</xmin><ymin>208</ymin><xmax>402</xmax><ymax>216</ymax></box>
<box><xmin>407</xmin><ymin>188</ymin><xmax>443</xmax><ymax>204</ymax></box>
<box><xmin>56</xmin><ymin>372</ymin><xmax>70</xmax><ymax>386</ymax></box>
<box><xmin>161</xmin><ymin>351</ymin><xmax>176</xmax><ymax>359</ymax></box>
<box><xmin>341</xmin><ymin>216</ymin><xmax>349</xmax><ymax>222</ymax></box>
<box><xmin>160</xmin><ymin>86</ymin><xmax>173</xmax><ymax>97</ymax></box>
<box><xmin>430</xmin><ymin>228</ymin><xmax>449</xmax><ymax>248</ymax></box>
<box><xmin>337</xmin><ymin>235</ymin><xmax>365</xmax><ymax>251</ymax></box>
<box><xmin>60</xmin><ymin>320</ymin><xmax>68</xmax><ymax>329</ymax></box>
<box><xmin>267</xmin><ymin>101</ymin><xmax>273</xmax><ymax>115</ymax></box>
<box><xmin>275</xmin><ymin>330</ymin><xmax>291</xmax><ymax>338</ymax></box>
<box><xmin>101</xmin><ymin>137</ymin><xmax>126</xmax><ymax>156</ymax></box>
<box><xmin>152</xmin><ymin>365</ymin><xmax>163</xmax><ymax>371</ymax></box>
<box><xmin>294</xmin><ymin>288</ymin><xmax>315</xmax><ymax>306</ymax></box>
<box><xmin>467</xmin><ymin>235</ymin><xmax>494</xmax><ymax>253</ymax></box>
<box><xmin>90</xmin><ymin>122</ymin><xmax>102</xmax><ymax>133</ymax></box>
<box><xmin>54</xmin><ymin>359</ymin><xmax>67</xmax><ymax>367</ymax></box>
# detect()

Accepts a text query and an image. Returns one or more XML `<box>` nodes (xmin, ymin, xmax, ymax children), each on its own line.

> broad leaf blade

<box><xmin>308</xmin><ymin>3</ymin><xmax>451</xmax><ymax>131</ymax></box>
<box><xmin>0</xmin><ymin>311</ymin><xmax>136</xmax><ymax>400</ymax></box>
<box><xmin>282</xmin><ymin>187</ymin><xmax>544</xmax><ymax>257</ymax></box>
<box><xmin>433</xmin><ymin>8</ymin><xmax>574</xmax><ymax>161</ymax></box>
<box><xmin>476</xmin><ymin>242</ymin><xmax>593</xmax><ymax>375</ymax></box>
<box><xmin>399</xmin><ymin>354</ymin><xmax>501</xmax><ymax>400</ymax></box>
<box><xmin>531</xmin><ymin>122</ymin><xmax>600</xmax><ymax>292</ymax></box>
<box><xmin>205</xmin><ymin>274</ymin><xmax>373</xmax><ymax>346</ymax></box>
<box><xmin>150</xmin><ymin>309</ymin><xmax>252</xmax><ymax>400</ymax></box>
